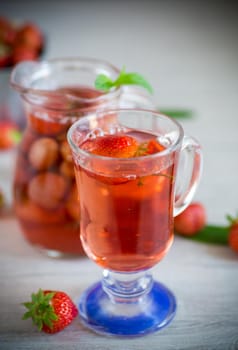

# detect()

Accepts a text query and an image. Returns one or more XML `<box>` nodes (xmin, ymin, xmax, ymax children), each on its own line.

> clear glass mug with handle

<box><xmin>67</xmin><ymin>108</ymin><xmax>203</xmax><ymax>337</ymax></box>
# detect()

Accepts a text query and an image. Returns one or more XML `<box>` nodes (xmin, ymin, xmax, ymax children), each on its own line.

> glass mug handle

<box><xmin>174</xmin><ymin>135</ymin><xmax>203</xmax><ymax>217</ymax></box>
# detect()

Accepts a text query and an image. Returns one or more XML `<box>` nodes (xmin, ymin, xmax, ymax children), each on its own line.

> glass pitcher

<box><xmin>10</xmin><ymin>57</ymin><xmax>155</xmax><ymax>257</ymax></box>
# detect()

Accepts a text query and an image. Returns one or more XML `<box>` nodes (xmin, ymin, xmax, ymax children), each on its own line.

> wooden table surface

<box><xmin>1</xmin><ymin>1</ymin><xmax>238</xmax><ymax>349</ymax></box>
<box><xmin>0</xmin><ymin>217</ymin><xmax>238</xmax><ymax>350</ymax></box>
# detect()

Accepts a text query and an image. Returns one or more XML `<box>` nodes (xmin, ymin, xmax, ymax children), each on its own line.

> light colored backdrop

<box><xmin>2</xmin><ymin>0</ymin><xmax>238</xmax><ymax>223</ymax></box>
<box><xmin>0</xmin><ymin>1</ymin><xmax>238</xmax><ymax>349</ymax></box>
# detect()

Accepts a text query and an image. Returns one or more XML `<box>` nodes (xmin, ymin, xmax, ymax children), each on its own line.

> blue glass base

<box><xmin>78</xmin><ymin>280</ymin><xmax>176</xmax><ymax>337</ymax></box>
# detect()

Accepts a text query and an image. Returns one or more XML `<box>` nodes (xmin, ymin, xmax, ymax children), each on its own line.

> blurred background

<box><xmin>1</xmin><ymin>0</ymin><xmax>238</xmax><ymax>223</ymax></box>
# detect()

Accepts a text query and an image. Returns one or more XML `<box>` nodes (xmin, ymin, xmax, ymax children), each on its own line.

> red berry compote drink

<box><xmin>13</xmin><ymin>86</ymin><xmax>106</xmax><ymax>256</ymax></box>
<box><xmin>73</xmin><ymin>127</ymin><xmax>175</xmax><ymax>271</ymax></box>
<box><xmin>68</xmin><ymin>108</ymin><xmax>202</xmax><ymax>337</ymax></box>
<box><xmin>11</xmin><ymin>58</ymin><xmax>155</xmax><ymax>257</ymax></box>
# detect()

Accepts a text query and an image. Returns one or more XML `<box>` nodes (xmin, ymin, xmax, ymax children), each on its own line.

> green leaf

<box><xmin>22</xmin><ymin>311</ymin><xmax>32</xmax><ymax>320</ymax></box>
<box><xmin>22</xmin><ymin>302</ymin><xmax>33</xmax><ymax>310</ymax></box>
<box><xmin>36</xmin><ymin>319</ymin><xmax>43</xmax><ymax>331</ymax></box>
<box><xmin>115</xmin><ymin>70</ymin><xmax>153</xmax><ymax>94</ymax></box>
<box><xmin>94</xmin><ymin>67</ymin><xmax>153</xmax><ymax>94</ymax></box>
<box><xmin>226</xmin><ymin>213</ymin><xmax>238</xmax><ymax>226</ymax></box>
<box><xmin>159</xmin><ymin>108</ymin><xmax>194</xmax><ymax>119</ymax></box>
<box><xmin>43</xmin><ymin>317</ymin><xmax>53</xmax><ymax>329</ymax></box>
<box><xmin>9</xmin><ymin>129</ymin><xmax>22</xmax><ymax>144</ymax></box>
<box><xmin>31</xmin><ymin>292</ymin><xmax>38</xmax><ymax>303</ymax></box>
<box><xmin>94</xmin><ymin>74</ymin><xmax>114</xmax><ymax>91</ymax></box>
<box><xmin>181</xmin><ymin>225</ymin><xmax>230</xmax><ymax>245</ymax></box>
<box><xmin>22</xmin><ymin>289</ymin><xmax>57</xmax><ymax>332</ymax></box>
<box><xmin>44</xmin><ymin>292</ymin><xmax>55</xmax><ymax>302</ymax></box>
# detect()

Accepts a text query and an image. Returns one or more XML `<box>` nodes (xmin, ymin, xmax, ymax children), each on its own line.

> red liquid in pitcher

<box><xmin>74</xmin><ymin>130</ymin><xmax>175</xmax><ymax>271</ymax></box>
<box><xmin>14</xmin><ymin>86</ymin><xmax>104</xmax><ymax>255</ymax></box>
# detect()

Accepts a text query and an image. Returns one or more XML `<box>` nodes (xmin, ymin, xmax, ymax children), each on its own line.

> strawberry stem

<box><xmin>9</xmin><ymin>129</ymin><xmax>22</xmax><ymax>144</ymax></box>
<box><xmin>226</xmin><ymin>213</ymin><xmax>238</xmax><ymax>226</ymax></box>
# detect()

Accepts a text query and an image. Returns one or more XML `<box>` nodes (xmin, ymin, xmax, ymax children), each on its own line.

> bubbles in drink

<box><xmin>87</xmin><ymin>128</ymin><xmax>105</xmax><ymax>139</ymax></box>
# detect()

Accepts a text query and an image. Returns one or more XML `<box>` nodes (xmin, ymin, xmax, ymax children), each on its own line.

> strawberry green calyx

<box><xmin>0</xmin><ymin>122</ymin><xmax>22</xmax><ymax>150</ymax></box>
<box><xmin>22</xmin><ymin>288</ymin><xmax>78</xmax><ymax>333</ymax></box>
<box><xmin>22</xmin><ymin>289</ymin><xmax>57</xmax><ymax>331</ymax></box>
<box><xmin>10</xmin><ymin>129</ymin><xmax>22</xmax><ymax>144</ymax></box>
<box><xmin>95</xmin><ymin>67</ymin><xmax>153</xmax><ymax>94</ymax></box>
<box><xmin>0</xmin><ymin>190</ymin><xmax>5</xmax><ymax>210</ymax></box>
<box><xmin>226</xmin><ymin>213</ymin><xmax>238</xmax><ymax>227</ymax></box>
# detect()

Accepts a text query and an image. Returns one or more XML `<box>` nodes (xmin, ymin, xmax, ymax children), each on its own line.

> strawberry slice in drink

<box><xmin>81</xmin><ymin>134</ymin><xmax>139</xmax><ymax>158</ymax></box>
<box><xmin>81</xmin><ymin>133</ymin><xmax>165</xmax><ymax>158</ymax></box>
<box><xmin>78</xmin><ymin>132</ymin><xmax>166</xmax><ymax>187</ymax></box>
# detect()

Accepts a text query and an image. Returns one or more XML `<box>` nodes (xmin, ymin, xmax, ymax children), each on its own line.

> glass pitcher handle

<box><xmin>174</xmin><ymin>135</ymin><xmax>203</xmax><ymax>217</ymax></box>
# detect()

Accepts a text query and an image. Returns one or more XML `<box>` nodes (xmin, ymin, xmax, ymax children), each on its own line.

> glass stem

<box><xmin>102</xmin><ymin>269</ymin><xmax>153</xmax><ymax>304</ymax></box>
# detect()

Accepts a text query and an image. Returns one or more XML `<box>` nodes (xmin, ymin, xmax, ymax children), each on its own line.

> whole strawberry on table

<box><xmin>174</xmin><ymin>202</ymin><xmax>238</xmax><ymax>255</ymax></box>
<box><xmin>0</xmin><ymin>17</ymin><xmax>45</xmax><ymax>134</ymax></box>
<box><xmin>22</xmin><ymin>289</ymin><xmax>78</xmax><ymax>333</ymax></box>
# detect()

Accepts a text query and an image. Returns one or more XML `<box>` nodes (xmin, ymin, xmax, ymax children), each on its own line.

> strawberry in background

<box><xmin>0</xmin><ymin>16</ymin><xmax>44</xmax><ymax>67</ymax></box>
<box><xmin>0</xmin><ymin>120</ymin><xmax>22</xmax><ymax>150</ymax></box>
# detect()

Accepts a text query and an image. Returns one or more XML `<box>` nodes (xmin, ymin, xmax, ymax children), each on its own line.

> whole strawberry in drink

<box><xmin>22</xmin><ymin>289</ymin><xmax>78</xmax><ymax>333</ymax></box>
<box><xmin>84</xmin><ymin>134</ymin><xmax>139</xmax><ymax>158</ymax></box>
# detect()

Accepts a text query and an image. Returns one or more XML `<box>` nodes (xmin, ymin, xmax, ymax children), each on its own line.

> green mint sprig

<box><xmin>95</xmin><ymin>67</ymin><xmax>153</xmax><ymax>94</ymax></box>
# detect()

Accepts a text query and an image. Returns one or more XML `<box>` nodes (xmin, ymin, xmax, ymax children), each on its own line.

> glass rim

<box><xmin>10</xmin><ymin>56</ymin><xmax>122</xmax><ymax>109</ymax></box>
<box><xmin>67</xmin><ymin>108</ymin><xmax>184</xmax><ymax>162</ymax></box>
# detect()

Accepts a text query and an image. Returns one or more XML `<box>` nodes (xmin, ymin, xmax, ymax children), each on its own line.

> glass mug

<box><xmin>67</xmin><ymin>108</ymin><xmax>203</xmax><ymax>336</ymax></box>
<box><xmin>10</xmin><ymin>57</ymin><xmax>154</xmax><ymax>257</ymax></box>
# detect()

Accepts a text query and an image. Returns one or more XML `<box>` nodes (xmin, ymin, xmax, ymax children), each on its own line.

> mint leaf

<box><xmin>94</xmin><ymin>74</ymin><xmax>114</xmax><ymax>91</ymax></box>
<box><xmin>115</xmin><ymin>69</ymin><xmax>153</xmax><ymax>94</ymax></box>
<box><xmin>95</xmin><ymin>67</ymin><xmax>153</xmax><ymax>94</ymax></box>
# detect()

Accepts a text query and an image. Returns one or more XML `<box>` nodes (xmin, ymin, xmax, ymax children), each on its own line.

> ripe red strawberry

<box><xmin>146</xmin><ymin>139</ymin><xmax>165</xmax><ymax>154</ymax></box>
<box><xmin>0</xmin><ymin>17</ymin><xmax>44</xmax><ymax>68</ymax></box>
<box><xmin>0</xmin><ymin>42</ymin><xmax>12</xmax><ymax>68</ymax></box>
<box><xmin>0</xmin><ymin>121</ymin><xmax>22</xmax><ymax>150</ymax></box>
<box><xmin>174</xmin><ymin>202</ymin><xmax>206</xmax><ymax>236</ymax></box>
<box><xmin>0</xmin><ymin>16</ymin><xmax>16</xmax><ymax>45</ymax></box>
<box><xmin>11</xmin><ymin>44</ymin><xmax>38</xmax><ymax>65</ymax></box>
<box><xmin>227</xmin><ymin>214</ymin><xmax>238</xmax><ymax>254</ymax></box>
<box><xmin>136</xmin><ymin>139</ymin><xmax>165</xmax><ymax>156</ymax></box>
<box><xmin>14</xmin><ymin>22</ymin><xmax>43</xmax><ymax>51</ymax></box>
<box><xmin>82</xmin><ymin>134</ymin><xmax>139</xmax><ymax>158</ymax></box>
<box><xmin>22</xmin><ymin>289</ymin><xmax>78</xmax><ymax>333</ymax></box>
